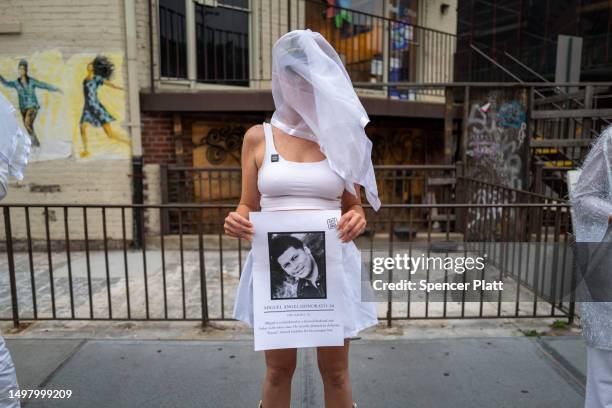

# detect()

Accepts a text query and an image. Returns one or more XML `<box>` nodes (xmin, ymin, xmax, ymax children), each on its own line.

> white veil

<box><xmin>270</xmin><ymin>29</ymin><xmax>381</xmax><ymax>211</ymax></box>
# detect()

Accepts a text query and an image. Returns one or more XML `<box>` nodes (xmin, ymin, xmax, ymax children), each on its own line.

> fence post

<box><xmin>524</xmin><ymin>86</ymin><xmax>534</xmax><ymax>191</ymax></box>
<box><xmin>386</xmin><ymin>215</ymin><xmax>394</xmax><ymax>327</ymax></box>
<box><xmin>382</xmin><ymin>17</ymin><xmax>390</xmax><ymax>99</ymax></box>
<box><xmin>461</xmin><ymin>86</ymin><xmax>470</xmax><ymax>164</ymax></box>
<box><xmin>444</xmin><ymin>86</ymin><xmax>454</xmax><ymax>164</ymax></box>
<box><xmin>160</xmin><ymin>164</ymin><xmax>170</xmax><ymax>234</ymax></box>
<box><xmin>132</xmin><ymin>156</ymin><xmax>144</xmax><ymax>249</ymax></box>
<box><xmin>198</xmin><ymin>214</ymin><xmax>209</xmax><ymax>328</ymax></box>
<box><xmin>533</xmin><ymin>162</ymin><xmax>544</xmax><ymax>195</ymax></box>
<box><xmin>455</xmin><ymin>161</ymin><xmax>464</xmax><ymax>233</ymax></box>
<box><xmin>3</xmin><ymin>207</ymin><xmax>19</xmax><ymax>328</ymax></box>
<box><xmin>531</xmin><ymin>162</ymin><xmax>544</xmax><ymax>236</ymax></box>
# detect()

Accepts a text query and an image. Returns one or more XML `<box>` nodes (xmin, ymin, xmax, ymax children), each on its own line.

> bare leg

<box><xmin>79</xmin><ymin>123</ymin><xmax>89</xmax><ymax>157</ymax></box>
<box><xmin>317</xmin><ymin>339</ymin><xmax>353</xmax><ymax>408</ymax></box>
<box><xmin>101</xmin><ymin>122</ymin><xmax>131</xmax><ymax>146</ymax></box>
<box><xmin>23</xmin><ymin>108</ymin><xmax>40</xmax><ymax>147</ymax></box>
<box><xmin>262</xmin><ymin>348</ymin><xmax>297</xmax><ymax>408</ymax></box>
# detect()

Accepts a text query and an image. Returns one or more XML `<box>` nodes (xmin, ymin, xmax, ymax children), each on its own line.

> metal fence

<box><xmin>456</xmin><ymin>175</ymin><xmax>569</xmax><ymax>237</ymax></box>
<box><xmin>156</xmin><ymin>0</ymin><xmax>456</xmax><ymax>97</ymax></box>
<box><xmin>0</xmin><ymin>199</ymin><xmax>575</xmax><ymax>328</ymax></box>
<box><xmin>368</xmin><ymin>203</ymin><xmax>574</xmax><ymax>324</ymax></box>
<box><xmin>158</xmin><ymin>157</ymin><xmax>580</xmax><ymax>236</ymax></box>
<box><xmin>161</xmin><ymin>164</ymin><xmax>458</xmax><ymax>233</ymax></box>
<box><xmin>532</xmin><ymin>165</ymin><xmax>574</xmax><ymax>202</ymax></box>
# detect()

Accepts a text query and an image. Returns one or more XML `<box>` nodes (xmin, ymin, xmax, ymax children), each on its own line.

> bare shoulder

<box><xmin>242</xmin><ymin>124</ymin><xmax>265</xmax><ymax>168</ymax></box>
<box><xmin>243</xmin><ymin>124</ymin><xmax>265</xmax><ymax>150</ymax></box>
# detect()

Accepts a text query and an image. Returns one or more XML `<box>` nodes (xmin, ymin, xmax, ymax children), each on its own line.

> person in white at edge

<box><xmin>570</xmin><ymin>125</ymin><xmax>612</xmax><ymax>408</ymax></box>
<box><xmin>225</xmin><ymin>30</ymin><xmax>381</xmax><ymax>408</ymax></box>
<box><xmin>0</xmin><ymin>92</ymin><xmax>31</xmax><ymax>408</ymax></box>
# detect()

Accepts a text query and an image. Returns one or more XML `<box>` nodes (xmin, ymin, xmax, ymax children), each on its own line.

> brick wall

<box><xmin>141</xmin><ymin>111</ymin><xmax>238</xmax><ymax>167</ymax></box>
<box><xmin>141</xmin><ymin>112</ymin><xmax>175</xmax><ymax>165</ymax></box>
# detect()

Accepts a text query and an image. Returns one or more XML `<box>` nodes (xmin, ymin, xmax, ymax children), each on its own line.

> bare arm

<box><xmin>236</xmin><ymin>125</ymin><xmax>262</xmax><ymax>217</ymax></box>
<box><xmin>337</xmin><ymin>183</ymin><xmax>367</xmax><ymax>242</ymax></box>
<box><xmin>32</xmin><ymin>78</ymin><xmax>61</xmax><ymax>93</ymax></box>
<box><xmin>103</xmin><ymin>80</ymin><xmax>123</xmax><ymax>91</ymax></box>
<box><xmin>223</xmin><ymin>125</ymin><xmax>263</xmax><ymax>241</ymax></box>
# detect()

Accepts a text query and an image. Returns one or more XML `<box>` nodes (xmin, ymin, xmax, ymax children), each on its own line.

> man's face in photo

<box><xmin>277</xmin><ymin>245</ymin><xmax>313</xmax><ymax>280</ymax></box>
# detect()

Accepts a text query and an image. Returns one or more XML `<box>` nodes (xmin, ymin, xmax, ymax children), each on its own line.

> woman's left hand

<box><xmin>337</xmin><ymin>209</ymin><xmax>366</xmax><ymax>243</ymax></box>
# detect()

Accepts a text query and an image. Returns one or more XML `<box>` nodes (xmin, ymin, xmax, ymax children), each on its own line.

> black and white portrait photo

<box><xmin>268</xmin><ymin>232</ymin><xmax>327</xmax><ymax>300</ymax></box>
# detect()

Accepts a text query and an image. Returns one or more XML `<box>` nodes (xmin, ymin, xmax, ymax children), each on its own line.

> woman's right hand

<box><xmin>224</xmin><ymin>211</ymin><xmax>254</xmax><ymax>242</ymax></box>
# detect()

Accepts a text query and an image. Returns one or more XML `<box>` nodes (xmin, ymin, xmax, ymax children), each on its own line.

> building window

<box><xmin>159</xmin><ymin>0</ymin><xmax>188</xmax><ymax>79</ymax></box>
<box><xmin>195</xmin><ymin>1</ymin><xmax>250</xmax><ymax>86</ymax></box>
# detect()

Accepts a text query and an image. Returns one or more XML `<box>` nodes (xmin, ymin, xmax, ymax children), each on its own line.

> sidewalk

<box><xmin>3</xmin><ymin>328</ymin><xmax>586</xmax><ymax>408</ymax></box>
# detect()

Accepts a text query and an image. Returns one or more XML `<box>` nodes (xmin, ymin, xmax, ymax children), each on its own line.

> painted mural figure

<box><xmin>78</xmin><ymin>55</ymin><xmax>130</xmax><ymax>158</ymax></box>
<box><xmin>0</xmin><ymin>59</ymin><xmax>62</xmax><ymax>147</ymax></box>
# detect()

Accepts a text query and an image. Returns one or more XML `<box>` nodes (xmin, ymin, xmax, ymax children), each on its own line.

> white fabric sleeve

<box><xmin>0</xmin><ymin>160</ymin><xmax>8</xmax><ymax>201</ymax></box>
<box><xmin>0</xmin><ymin>336</ymin><xmax>20</xmax><ymax>408</ymax></box>
<box><xmin>571</xmin><ymin>127</ymin><xmax>612</xmax><ymax>242</ymax></box>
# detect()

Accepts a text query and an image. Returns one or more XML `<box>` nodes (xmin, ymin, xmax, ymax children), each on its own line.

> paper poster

<box><xmin>250</xmin><ymin>209</ymin><xmax>345</xmax><ymax>351</ymax></box>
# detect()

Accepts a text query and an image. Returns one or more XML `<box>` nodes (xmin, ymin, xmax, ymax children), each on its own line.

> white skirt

<box><xmin>232</xmin><ymin>241</ymin><xmax>379</xmax><ymax>339</ymax></box>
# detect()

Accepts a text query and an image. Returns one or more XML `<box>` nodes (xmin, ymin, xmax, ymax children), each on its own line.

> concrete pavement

<box><xmin>3</xmin><ymin>334</ymin><xmax>587</xmax><ymax>408</ymax></box>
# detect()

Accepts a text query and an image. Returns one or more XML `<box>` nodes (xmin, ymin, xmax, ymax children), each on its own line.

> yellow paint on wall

<box><xmin>0</xmin><ymin>50</ymin><xmax>130</xmax><ymax>161</ymax></box>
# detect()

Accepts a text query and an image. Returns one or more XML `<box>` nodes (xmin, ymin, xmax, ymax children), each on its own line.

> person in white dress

<box><xmin>224</xmin><ymin>30</ymin><xmax>380</xmax><ymax>408</ymax></box>
<box><xmin>0</xmin><ymin>90</ymin><xmax>31</xmax><ymax>408</ymax></box>
<box><xmin>570</xmin><ymin>125</ymin><xmax>612</xmax><ymax>408</ymax></box>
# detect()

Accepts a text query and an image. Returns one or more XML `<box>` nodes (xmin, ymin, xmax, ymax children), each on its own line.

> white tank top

<box><xmin>257</xmin><ymin>122</ymin><xmax>344</xmax><ymax>211</ymax></box>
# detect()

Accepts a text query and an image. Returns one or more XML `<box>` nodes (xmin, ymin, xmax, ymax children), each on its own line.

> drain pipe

<box><xmin>125</xmin><ymin>0</ymin><xmax>144</xmax><ymax>247</ymax></box>
<box><xmin>148</xmin><ymin>0</ymin><xmax>155</xmax><ymax>94</ymax></box>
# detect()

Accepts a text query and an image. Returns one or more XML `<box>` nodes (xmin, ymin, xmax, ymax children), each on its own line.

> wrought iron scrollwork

<box><xmin>196</xmin><ymin>125</ymin><xmax>245</xmax><ymax>165</ymax></box>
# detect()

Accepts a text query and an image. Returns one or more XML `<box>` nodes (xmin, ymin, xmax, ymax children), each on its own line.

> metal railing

<box><xmin>455</xmin><ymin>32</ymin><xmax>612</xmax><ymax>83</ymax></box>
<box><xmin>157</xmin><ymin>0</ymin><xmax>456</xmax><ymax>97</ymax></box>
<box><xmin>161</xmin><ymin>164</ymin><xmax>458</xmax><ymax>233</ymax></box>
<box><xmin>0</xmin><ymin>200</ymin><xmax>575</xmax><ymax>327</ymax></box>
<box><xmin>159</xmin><ymin>1</ymin><xmax>187</xmax><ymax>79</ymax></box>
<box><xmin>195</xmin><ymin>1</ymin><xmax>250</xmax><ymax>85</ymax></box>
<box><xmin>456</xmin><ymin>175</ymin><xmax>569</xmax><ymax>240</ymax></box>
<box><xmin>530</xmin><ymin>84</ymin><xmax>612</xmax><ymax>166</ymax></box>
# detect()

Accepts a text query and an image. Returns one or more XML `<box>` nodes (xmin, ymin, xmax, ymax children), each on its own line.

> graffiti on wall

<box><xmin>0</xmin><ymin>50</ymin><xmax>129</xmax><ymax>161</ymax></box>
<box><xmin>466</xmin><ymin>94</ymin><xmax>527</xmax><ymax>190</ymax></box>
<box><xmin>465</xmin><ymin>90</ymin><xmax>527</xmax><ymax>236</ymax></box>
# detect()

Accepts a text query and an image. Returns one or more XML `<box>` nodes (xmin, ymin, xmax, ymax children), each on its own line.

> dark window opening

<box><xmin>196</xmin><ymin>3</ymin><xmax>250</xmax><ymax>86</ymax></box>
<box><xmin>159</xmin><ymin>0</ymin><xmax>187</xmax><ymax>79</ymax></box>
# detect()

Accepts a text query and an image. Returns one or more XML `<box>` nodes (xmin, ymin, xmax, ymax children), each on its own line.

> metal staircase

<box><xmin>468</xmin><ymin>44</ymin><xmax>612</xmax><ymax>199</ymax></box>
<box><xmin>530</xmin><ymin>84</ymin><xmax>612</xmax><ymax>199</ymax></box>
